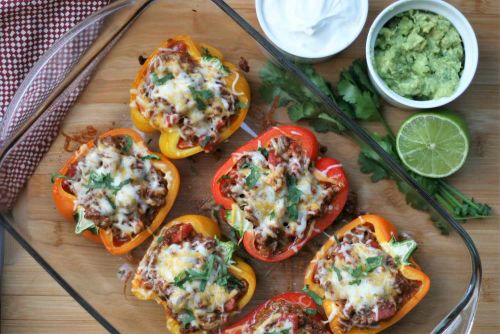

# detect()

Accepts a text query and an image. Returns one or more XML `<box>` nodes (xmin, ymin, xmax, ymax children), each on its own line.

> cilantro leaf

<box><xmin>218</xmin><ymin>175</ymin><xmax>230</xmax><ymax>183</ymax></box>
<box><xmin>366</xmin><ymin>256</ymin><xmax>384</xmax><ymax>272</ymax></box>
<box><xmin>216</xmin><ymin>238</ymin><xmax>237</xmax><ymax>265</ymax></box>
<box><xmin>50</xmin><ymin>172</ymin><xmax>70</xmax><ymax>184</ymax></box>
<box><xmin>151</xmin><ymin>72</ymin><xmax>174</xmax><ymax>85</ymax></box>
<box><xmin>258</xmin><ymin>147</ymin><xmax>269</xmax><ymax>159</ymax></box>
<box><xmin>142</xmin><ymin>154</ymin><xmax>160</xmax><ymax>160</ymax></box>
<box><xmin>179</xmin><ymin>310</ymin><xmax>195</xmax><ymax>328</ymax></box>
<box><xmin>200</xmin><ymin>135</ymin><xmax>212</xmax><ymax>148</ymax></box>
<box><xmin>245</xmin><ymin>164</ymin><xmax>260</xmax><ymax>188</ymax></box>
<box><xmin>302</xmin><ymin>285</ymin><xmax>323</xmax><ymax>306</ymax></box>
<box><xmin>190</xmin><ymin>87</ymin><xmax>214</xmax><ymax>111</ymax></box>
<box><xmin>286</xmin><ymin>175</ymin><xmax>302</xmax><ymax>221</ymax></box>
<box><xmin>122</xmin><ymin>135</ymin><xmax>133</xmax><ymax>153</ymax></box>
<box><xmin>331</xmin><ymin>265</ymin><xmax>343</xmax><ymax>281</ymax></box>
<box><xmin>304</xmin><ymin>308</ymin><xmax>317</xmax><ymax>316</ymax></box>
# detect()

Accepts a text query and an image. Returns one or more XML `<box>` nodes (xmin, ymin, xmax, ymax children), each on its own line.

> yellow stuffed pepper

<box><xmin>130</xmin><ymin>35</ymin><xmax>251</xmax><ymax>159</ymax></box>
<box><xmin>132</xmin><ymin>215</ymin><xmax>256</xmax><ymax>333</ymax></box>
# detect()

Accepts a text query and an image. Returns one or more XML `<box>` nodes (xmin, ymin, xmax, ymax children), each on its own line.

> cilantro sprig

<box><xmin>259</xmin><ymin>59</ymin><xmax>492</xmax><ymax>233</ymax></box>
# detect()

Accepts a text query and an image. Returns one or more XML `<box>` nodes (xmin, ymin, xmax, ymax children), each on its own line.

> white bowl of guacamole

<box><xmin>366</xmin><ymin>0</ymin><xmax>478</xmax><ymax>109</ymax></box>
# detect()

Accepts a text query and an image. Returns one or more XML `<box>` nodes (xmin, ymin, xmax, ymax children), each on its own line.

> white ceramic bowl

<box><xmin>366</xmin><ymin>0</ymin><xmax>478</xmax><ymax>109</ymax></box>
<box><xmin>255</xmin><ymin>0</ymin><xmax>368</xmax><ymax>63</ymax></box>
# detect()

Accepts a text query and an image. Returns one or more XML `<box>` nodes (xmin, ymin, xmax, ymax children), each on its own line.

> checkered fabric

<box><xmin>0</xmin><ymin>1</ymin><xmax>110</xmax><ymax>210</ymax></box>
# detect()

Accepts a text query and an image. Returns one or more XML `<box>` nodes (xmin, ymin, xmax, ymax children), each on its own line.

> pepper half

<box><xmin>222</xmin><ymin>292</ymin><xmax>326</xmax><ymax>334</ymax></box>
<box><xmin>304</xmin><ymin>214</ymin><xmax>431</xmax><ymax>334</ymax></box>
<box><xmin>131</xmin><ymin>215</ymin><xmax>256</xmax><ymax>334</ymax></box>
<box><xmin>130</xmin><ymin>35</ymin><xmax>251</xmax><ymax>159</ymax></box>
<box><xmin>52</xmin><ymin>128</ymin><xmax>180</xmax><ymax>255</ymax></box>
<box><xmin>212</xmin><ymin>125</ymin><xmax>349</xmax><ymax>262</ymax></box>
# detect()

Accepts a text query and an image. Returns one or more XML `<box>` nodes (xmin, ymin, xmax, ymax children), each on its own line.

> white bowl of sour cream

<box><xmin>255</xmin><ymin>0</ymin><xmax>369</xmax><ymax>62</ymax></box>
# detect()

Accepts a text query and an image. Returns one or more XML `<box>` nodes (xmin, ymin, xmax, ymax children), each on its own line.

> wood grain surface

<box><xmin>1</xmin><ymin>0</ymin><xmax>499</xmax><ymax>333</ymax></box>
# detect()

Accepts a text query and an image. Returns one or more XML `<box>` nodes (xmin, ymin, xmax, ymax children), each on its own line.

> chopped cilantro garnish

<box><xmin>267</xmin><ymin>330</ymin><xmax>290</xmax><ymax>334</ymax></box>
<box><xmin>331</xmin><ymin>265</ymin><xmax>342</xmax><ymax>281</ymax></box>
<box><xmin>217</xmin><ymin>174</ymin><xmax>231</xmax><ymax>183</ymax></box>
<box><xmin>142</xmin><ymin>154</ymin><xmax>160</xmax><ymax>160</ymax></box>
<box><xmin>304</xmin><ymin>308</ymin><xmax>317</xmax><ymax>316</ymax></box>
<box><xmin>224</xmin><ymin>209</ymin><xmax>232</xmax><ymax>222</ymax></box>
<box><xmin>174</xmin><ymin>239</ymin><xmax>240</xmax><ymax>293</ymax></box>
<box><xmin>257</xmin><ymin>147</ymin><xmax>269</xmax><ymax>159</ymax></box>
<box><xmin>286</xmin><ymin>175</ymin><xmax>302</xmax><ymax>221</ymax></box>
<box><xmin>245</xmin><ymin>164</ymin><xmax>260</xmax><ymax>188</ymax></box>
<box><xmin>180</xmin><ymin>310</ymin><xmax>195</xmax><ymax>328</ymax></box>
<box><xmin>200</xmin><ymin>135</ymin><xmax>212</xmax><ymax>148</ymax></box>
<box><xmin>50</xmin><ymin>172</ymin><xmax>70</xmax><ymax>184</ymax></box>
<box><xmin>366</xmin><ymin>255</ymin><xmax>384</xmax><ymax>272</ymax></box>
<box><xmin>190</xmin><ymin>87</ymin><xmax>214</xmax><ymax>111</ymax></box>
<box><xmin>122</xmin><ymin>135</ymin><xmax>133</xmax><ymax>153</ymax></box>
<box><xmin>86</xmin><ymin>172</ymin><xmax>131</xmax><ymax>194</ymax></box>
<box><xmin>151</xmin><ymin>72</ymin><xmax>173</xmax><ymax>85</ymax></box>
<box><xmin>201</xmin><ymin>48</ymin><xmax>230</xmax><ymax>74</ymax></box>
<box><xmin>269</xmin><ymin>211</ymin><xmax>276</xmax><ymax>219</ymax></box>
<box><xmin>302</xmin><ymin>285</ymin><xmax>323</xmax><ymax>306</ymax></box>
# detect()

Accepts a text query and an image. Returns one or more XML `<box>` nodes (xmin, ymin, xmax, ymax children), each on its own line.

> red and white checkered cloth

<box><xmin>0</xmin><ymin>1</ymin><xmax>110</xmax><ymax>210</ymax></box>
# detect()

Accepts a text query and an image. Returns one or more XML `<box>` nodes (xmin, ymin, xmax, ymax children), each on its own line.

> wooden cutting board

<box><xmin>1</xmin><ymin>0</ymin><xmax>499</xmax><ymax>333</ymax></box>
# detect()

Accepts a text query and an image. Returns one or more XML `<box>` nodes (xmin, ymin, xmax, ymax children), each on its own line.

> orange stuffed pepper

<box><xmin>304</xmin><ymin>215</ymin><xmax>430</xmax><ymax>333</ymax></box>
<box><xmin>130</xmin><ymin>35</ymin><xmax>251</xmax><ymax>159</ymax></box>
<box><xmin>52</xmin><ymin>128</ymin><xmax>180</xmax><ymax>255</ymax></box>
<box><xmin>132</xmin><ymin>215</ymin><xmax>256</xmax><ymax>333</ymax></box>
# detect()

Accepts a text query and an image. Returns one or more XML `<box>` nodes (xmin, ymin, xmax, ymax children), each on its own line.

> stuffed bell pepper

<box><xmin>131</xmin><ymin>215</ymin><xmax>256</xmax><ymax>333</ymax></box>
<box><xmin>304</xmin><ymin>215</ymin><xmax>430</xmax><ymax>333</ymax></box>
<box><xmin>130</xmin><ymin>35</ymin><xmax>251</xmax><ymax>159</ymax></box>
<box><xmin>223</xmin><ymin>292</ymin><xmax>330</xmax><ymax>334</ymax></box>
<box><xmin>212</xmin><ymin>125</ymin><xmax>349</xmax><ymax>262</ymax></box>
<box><xmin>52</xmin><ymin>128</ymin><xmax>180</xmax><ymax>255</ymax></box>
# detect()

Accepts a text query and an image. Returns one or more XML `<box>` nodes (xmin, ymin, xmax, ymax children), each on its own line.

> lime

<box><xmin>396</xmin><ymin>112</ymin><xmax>470</xmax><ymax>178</ymax></box>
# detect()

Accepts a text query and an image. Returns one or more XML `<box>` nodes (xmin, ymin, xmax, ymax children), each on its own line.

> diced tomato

<box><xmin>169</xmin><ymin>41</ymin><xmax>187</xmax><ymax>52</ymax></box>
<box><xmin>172</xmin><ymin>223</ymin><xmax>193</xmax><ymax>243</ymax></box>
<box><xmin>267</xmin><ymin>151</ymin><xmax>281</xmax><ymax>166</ymax></box>
<box><xmin>224</xmin><ymin>297</ymin><xmax>238</xmax><ymax>312</ymax></box>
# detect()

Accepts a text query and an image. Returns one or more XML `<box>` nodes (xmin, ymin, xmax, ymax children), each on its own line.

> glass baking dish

<box><xmin>0</xmin><ymin>0</ymin><xmax>481</xmax><ymax>333</ymax></box>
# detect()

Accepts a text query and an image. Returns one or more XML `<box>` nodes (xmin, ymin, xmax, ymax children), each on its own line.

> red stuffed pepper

<box><xmin>212</xmin><ymin>125</ymin><xmax>348</xmax><ymax>262</ymax></box>
<box><xmin>222</xmin><ymin>292</ymin><xmax>330</xmax><ymax>334</ymax></box>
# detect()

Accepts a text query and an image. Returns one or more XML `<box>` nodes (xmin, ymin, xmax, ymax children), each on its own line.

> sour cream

<box><xmin>256</xmin><ymin>0</ymin><xmax>368</xmax><ymax>60</ymax></box>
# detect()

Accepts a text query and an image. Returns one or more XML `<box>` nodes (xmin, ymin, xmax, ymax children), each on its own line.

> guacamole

<box><xmin>374</xmin><ymin>10</ymin><xmax>464</xmax><ymax>100</ymax></box>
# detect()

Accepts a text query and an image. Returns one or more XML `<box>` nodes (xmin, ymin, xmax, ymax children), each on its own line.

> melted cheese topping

<box><xmin>66</xmin><ymin>137</ymin><xmax>171</xmax><ymax>239</ymax></box>
<box><xmin>227</xmin><ymin>136</ymin><xmax>340</xmax><ymax>247</ymax></box>
<box><xmin>316</xmin><ymin>243</ymin><xmax>396</xmax><ymax>313</ymax></box>
<box><xmin>133</xmin><ymin>46</ymin><xmax>241</xmax><ymax>147</ymax></box>
<box><xmin>135</xmin><ymin>231</ymin><xmax>243</xmax><ymax>332</ymax></box>
<box><xmin>314</xmin><ymin>225</ymin><xmax>404</xmax><ymax>328</ymax></box>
